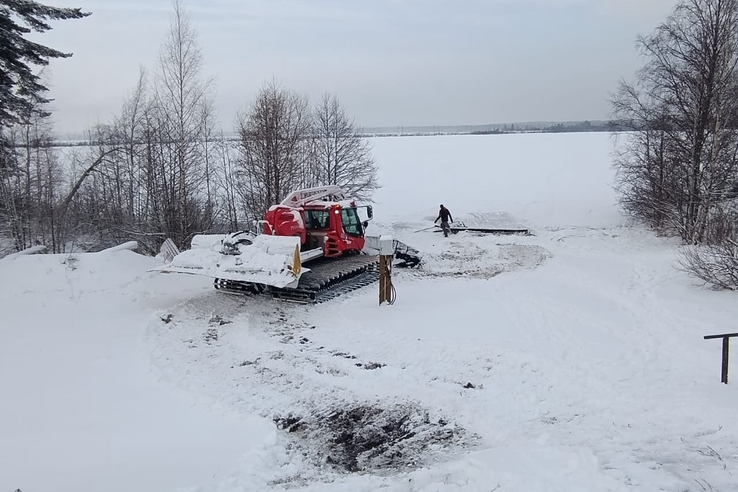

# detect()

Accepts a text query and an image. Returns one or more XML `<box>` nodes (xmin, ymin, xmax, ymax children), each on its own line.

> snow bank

<box><xmin>0</xmin><ymin>251</ymin><xmax>274</xmax><ymax>492</ymax></box>
<box><xmin>0</xmin><ymin>249</ymin><xmax>159</xmax><ymax>295</ymax></box>
<box><xmin>1</xmin><ymin>244</ymin><xmax>47</xmax><ymax>259</ymax></box>
<box><xmin>99</xmin><ymin>240</ymin><xmax>138</xmax><ymax>252</ymax></box>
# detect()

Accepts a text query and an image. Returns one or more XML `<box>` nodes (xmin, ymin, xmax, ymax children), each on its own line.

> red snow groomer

<box><xmin>260</xmin><ymin>186</ymin><xmax>373</xmax><ymax>258</ymax></box>
<box><xmin>154</xmin><ymin>185</ymin><xmax>421</xmax><ymax>304</ymax></box>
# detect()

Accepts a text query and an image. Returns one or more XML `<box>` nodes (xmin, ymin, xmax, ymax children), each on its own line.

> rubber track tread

<box><xmin>214</xmin><ymin>254</ymin><xmax>380</xmax><ymax>304</ymax></box>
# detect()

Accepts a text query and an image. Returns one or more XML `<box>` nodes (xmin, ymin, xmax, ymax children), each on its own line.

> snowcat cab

<box><xmin>259</xmin><ymin>189</ymin><xmax>373</xmax><ymax>258</ymax></box>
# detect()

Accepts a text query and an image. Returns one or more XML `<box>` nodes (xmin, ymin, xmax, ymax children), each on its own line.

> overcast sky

<box><xmin>34</xmin><ymin>0</ymin><xmax>679</xmax><ymax>135</ymax></box>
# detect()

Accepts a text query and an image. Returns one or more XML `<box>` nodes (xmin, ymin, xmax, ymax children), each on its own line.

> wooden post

<box><xmin>379</xmin><ymin>235</ymin><xmax>394</xmax><ymax>306</ymax></box>
<box><xmin>379</xmin><ymin>254</ymin><xmax>387</xmax><ymax>305</ymax></box>
<box><xmin>723</xmin><ymin>337</ymin><xmax>730</xmax><ymax>384</ymax></box>
<box><xmin>704</xmin><ymin>332</ymin><xmax>738</xmax><ymax>384</ymax></box>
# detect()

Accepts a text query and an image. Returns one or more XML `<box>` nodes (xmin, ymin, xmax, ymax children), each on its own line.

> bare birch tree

<box><xmin>613</xmin><ymin>0</ymin><xmax>738</xmax><ymax>288</ymax></box>
<box><xmin>612</xmin><ymin>0</ymin><xmax>738</xmax><ymax>244</ymax></box>
<box><xmin>213</xmin><ymin>131</ymin><xmax>241</xmax><ymax>231</ymax></box>
<box><xmin>312</xmin><ymin>93</ymin><xmax>378</xmax><ymax>201</ymax></box>
<box><xmin>153</xmin><ymin>0</ymin><xmax>214</xmax><ymax>247</ymax></box>
<box><xmin>234</xmin><ymin>80</ymin><xmax>313</xmax><ymax>223</ymax></box>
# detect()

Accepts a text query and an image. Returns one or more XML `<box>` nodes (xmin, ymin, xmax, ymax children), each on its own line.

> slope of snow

<box><xmin>0</xmin><ymin>250</ymin><xmax>275</xmax><ymax>492</ymax></box>
<box><xmin>6</xmin><ymin>133</ymin><xmax>738</xmax><ymax>492</ymax></box>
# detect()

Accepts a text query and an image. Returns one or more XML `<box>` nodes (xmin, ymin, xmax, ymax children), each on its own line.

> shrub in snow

<box><xmin>681</xmin><ymin>241</ymin><xmax>738</xmax><ymax>291</ymax></box>
<box><xmin>680</xmin><ymin>206</ymin><xmax>738</xmax><ymax>290</ymax></box>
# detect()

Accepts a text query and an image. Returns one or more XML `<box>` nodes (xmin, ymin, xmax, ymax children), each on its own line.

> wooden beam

<box><xmin>703</xmin><ymin>332</ymin><xmax>738</xmax><ymax>384</ymax></box>
<box><xmin>704</xmin><ymin>333</ymin><xmax>738</xmax><ymax>340</ymax></box>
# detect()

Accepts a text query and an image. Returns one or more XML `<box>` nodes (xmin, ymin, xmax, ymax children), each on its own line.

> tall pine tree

<box><xmin>0</xmin><ymin>1</ymin><xmax>90</xmax><ymax>127</ymax></box>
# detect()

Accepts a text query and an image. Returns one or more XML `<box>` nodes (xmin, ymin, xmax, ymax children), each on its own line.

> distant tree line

<box><xmin>0</xmin><ymin>0</ymin><xmax>378</xmax><ymax>256</ymax></box>
<box><xmin>612</xmin><ymin>0</ymin><xmax>738</xmax><ymax>289</ymax></box>
<box><xmin>467</xmin><ymin>121</ymin><xmax>627</xmax><ymax>135</ymax></box>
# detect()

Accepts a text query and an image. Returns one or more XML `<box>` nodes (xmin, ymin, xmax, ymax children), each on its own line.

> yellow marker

<box><xmin>292</xmin><ymin>244</ymin><xmax>301</xmax><ymax>277</ymax></box>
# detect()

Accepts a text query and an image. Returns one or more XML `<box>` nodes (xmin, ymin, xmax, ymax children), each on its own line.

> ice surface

<box><xmin>369</xmin><ymin>132</ymin><xmax>621</xmax><ymax>229</ymax></box>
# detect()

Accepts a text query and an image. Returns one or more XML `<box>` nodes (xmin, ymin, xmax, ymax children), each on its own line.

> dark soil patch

<box><xmin>273</xmin><ymin>402</ymin><xmax>474</xmax><ymax>474</ymax></box>
<box><xmin>331</xmin><ymin>351</ymin><xmax>357</xmax><ymax>359</ymax></box>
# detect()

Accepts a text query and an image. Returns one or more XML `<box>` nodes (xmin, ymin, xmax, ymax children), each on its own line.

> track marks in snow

<box><xmin>145</xmin><ymin>293</ymin><xmax>478</xmax><ymax>483</ymax></box>
<box><xmin>145</xmin><ymin>225</ymin><xmax>738</xmax><ymax>490</ymax></box>
<box><xmin>411</xmin><ymin>236</ymin><xmax>552</xmax><ymax>279</ymax></box>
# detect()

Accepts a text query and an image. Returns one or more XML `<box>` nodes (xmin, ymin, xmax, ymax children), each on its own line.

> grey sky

<box><xmin>34</xmin><ymin>0</ymin><xmax>679</xmax><ymax>135</ymax></box>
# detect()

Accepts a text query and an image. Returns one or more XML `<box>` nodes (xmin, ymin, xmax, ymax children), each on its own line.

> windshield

<box><xmin>304</xmin><ymin>210</ymin><xmax>330</xmax><ymax>229</ymax></box>
<box><xmin>341</xmin><ymin>207</ymin><xmax>363</xmax><ymax>236</ymax></box>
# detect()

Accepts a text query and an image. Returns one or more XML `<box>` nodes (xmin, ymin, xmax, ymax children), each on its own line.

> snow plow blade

<box><xmin>150</xmin><ymin>233</ymin><xmax>308</xmax><ymax>289</ymax></box>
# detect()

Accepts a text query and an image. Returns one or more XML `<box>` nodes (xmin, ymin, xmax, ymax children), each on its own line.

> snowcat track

<box><xmin>213</xmin><ymin>254</ymin><xmax>380</xmax><ymax>304</ymax></box>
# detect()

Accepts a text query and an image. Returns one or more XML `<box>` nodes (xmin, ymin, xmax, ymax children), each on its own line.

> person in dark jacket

<box><xmin>434</xmin><ymin>204</ymin><xmax>453</xmax><ymax>237</ymax></box>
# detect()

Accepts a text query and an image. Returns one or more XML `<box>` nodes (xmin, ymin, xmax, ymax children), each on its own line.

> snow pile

<box><xmin>0</xmin><ymin>250</ymin><xmax>274</xmax><ymax>492</ymax></box>
<box><xmin>0</xmin><ymin>248</ymin><xmax>156</xmax><ymax>295</ymax></box>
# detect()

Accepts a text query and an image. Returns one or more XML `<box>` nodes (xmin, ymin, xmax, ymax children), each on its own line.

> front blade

<box><xmin>150</xmin><ymin>235</ymin><xmax>308</xmax><ymax>289</ymax></box>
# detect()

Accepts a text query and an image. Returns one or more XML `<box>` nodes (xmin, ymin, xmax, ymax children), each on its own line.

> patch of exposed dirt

<box><xmin>274</xmin><ymin>402</ymin><xmax>476</xmax><ymax>474</ymax></box>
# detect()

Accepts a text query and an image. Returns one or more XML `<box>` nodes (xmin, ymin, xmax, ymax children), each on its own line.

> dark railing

<box><xmin>703</xmin><ymin>333</ymin><xmax>738</xmax><ymax>384</ymax></box>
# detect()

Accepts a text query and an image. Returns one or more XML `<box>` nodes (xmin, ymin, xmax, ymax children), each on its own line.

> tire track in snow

<box><xmin>145</xmin><ymin>292</ymin><xmax>478</xmax><ymax>484</ymax></box>
<box><xmin>144</xmin><ymin>226</ymin><xmax>738</xmax><ymax>491</ymax></box>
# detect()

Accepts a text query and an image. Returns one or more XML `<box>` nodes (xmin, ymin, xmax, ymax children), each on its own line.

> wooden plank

<box><xmin>704</xmin><ymin>333</ymin><xmax>738</xmax><ymax>340</ymax></box>
<box><xmin>723</xmin><ymin>337</ymin><xmax>731</xmax><ymax>384</ymax></box>
<box><xmin>447</xmin><ymin>227</ymin><xmax>530</xmax><ymax>235</ymax></box>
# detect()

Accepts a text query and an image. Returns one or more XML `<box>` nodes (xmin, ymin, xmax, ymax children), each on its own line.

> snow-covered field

<box><xmin>3</xmin><ymin>133</ymin><xmax>738</xmax><ymax>492</ymax></box>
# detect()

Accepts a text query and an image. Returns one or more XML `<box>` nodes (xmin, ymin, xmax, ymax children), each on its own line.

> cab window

<box><xmin>341</xmin><ymin>208</ymin><xmax>362</xmax><ymax>236</ymax></box>
<box><xmin>305</xmin><ymin>210</ymin><xmax>330</xmax><ymax>229</ymax></box>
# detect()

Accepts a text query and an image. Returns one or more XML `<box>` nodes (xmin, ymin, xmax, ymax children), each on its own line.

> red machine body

<box><xmin>261</xmin><ymin>187</ymin><xmax>372</xmax><ymax>259</ymax></box>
